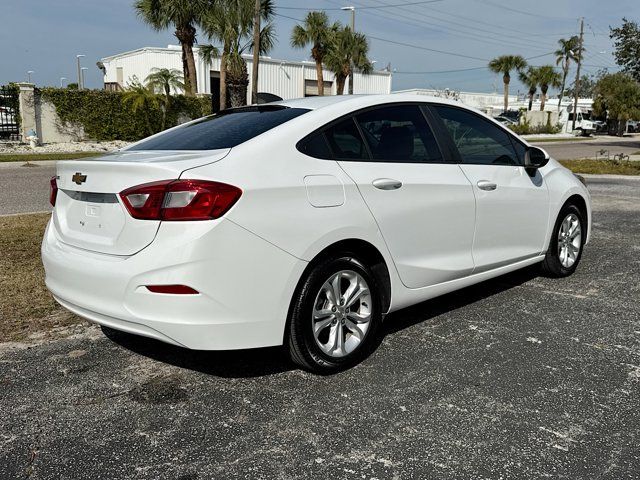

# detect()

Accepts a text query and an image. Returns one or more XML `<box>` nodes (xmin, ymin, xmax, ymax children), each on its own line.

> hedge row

<box><xmin>39</xmin><ymin>88</ymin><xmax>212</xmax><ymax>141</ymax></box>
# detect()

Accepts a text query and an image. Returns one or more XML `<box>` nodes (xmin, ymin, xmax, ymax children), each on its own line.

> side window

<box><xmin>355</xmin><ymin>105</ymin><xmax>443</xmax><ymax>163</ymax></box>
<box><xmin>298</xmin><ymin>132</ymin><xmax>332</xmax><ymax>159</ymax></box>
<box><xmin>434</xmin><ymin>105</ymin><xmax>522</xmax><ymax>166</ymax></box>
<box><xmin>324</xmin><ymin>117</ymin><xmax>369</xmax><ymax>160</ymax></box>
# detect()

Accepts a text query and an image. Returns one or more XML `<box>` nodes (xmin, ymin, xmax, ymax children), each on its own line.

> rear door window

<box><xmin>128</xmin><ymin>105</ymin><xmax>309</xmax><ymax>151</ymax></box>
<box><xmin>355</xmin><ymin>105</ymin><xmax>443</xmax><ymax>163</ymax></box>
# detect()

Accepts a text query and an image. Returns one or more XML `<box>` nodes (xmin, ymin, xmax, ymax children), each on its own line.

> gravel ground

<box><xmin>0</xmin><ymin>177</ymin><xmax>639</xmax><ymax>479</ymax></box>
<box><xmin>0</xmin><ymin>141</ymin><xmax>131</xmax><ymax>154</ymax></box>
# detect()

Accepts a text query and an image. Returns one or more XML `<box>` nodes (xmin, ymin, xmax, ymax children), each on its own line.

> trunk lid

<box><xmin>52</xmin><ymin>149</ymin><xmax>229</xmax><ymax>255</ymax></box>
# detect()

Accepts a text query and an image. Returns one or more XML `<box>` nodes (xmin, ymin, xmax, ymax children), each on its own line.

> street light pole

<box><xmin>341</xmin><ymin>6</ymin><xmax>356</xmax><ymax>95</ymax></box>
<box><xmin>76</xmin><ymin>55</ymin><xmax>85</xmax><ymax>90</ymax></box>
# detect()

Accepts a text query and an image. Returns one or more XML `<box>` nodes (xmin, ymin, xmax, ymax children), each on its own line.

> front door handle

<box><xmin>372</xmin><ymin>178</ymin><xmax>403</xmax><ymax>190</ymax></box>
<box><xmin>477</xmin><ymin>180</ymin><xmax>497</xmax><ymax>191</ymax></box>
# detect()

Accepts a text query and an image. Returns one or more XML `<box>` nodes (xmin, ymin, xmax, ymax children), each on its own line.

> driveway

<box><xmin>0</xmin><ymin>162</ymin><xmax>54</xmax><ymax>216</ymax></box>
<box><xmin>1</xmin><ymin>176</ymin><xmax>639</xmax><ymax>479</ymax></box>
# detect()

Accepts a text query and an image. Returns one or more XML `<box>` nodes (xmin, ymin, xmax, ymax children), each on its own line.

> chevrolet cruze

<box><xmin>42</xmin><ymin>94</ymin><xmax>591</xmax><ymax>373</ymax></box>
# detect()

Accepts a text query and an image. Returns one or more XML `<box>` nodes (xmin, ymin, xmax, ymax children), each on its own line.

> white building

<box><xmin>395</xmin><ymin>88</ymin><xmax>593</xmax><ymax>116</ymax></box>
<box><xmin>100</xmin><ymin>45</ymin><xmax>393</xmax><ymax>109</ymax></box>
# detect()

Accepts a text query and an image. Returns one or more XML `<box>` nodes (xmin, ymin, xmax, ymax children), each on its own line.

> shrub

<box><xmin>39</xmin><ymin>88</ymin><xmax>211</xmax><ymax>141</ymax></box>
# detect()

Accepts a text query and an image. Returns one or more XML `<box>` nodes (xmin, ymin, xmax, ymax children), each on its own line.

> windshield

<box><xmin>128</xmin><ymin>105</ymin><xmax>309</xmax><ymax>151</ymax></box>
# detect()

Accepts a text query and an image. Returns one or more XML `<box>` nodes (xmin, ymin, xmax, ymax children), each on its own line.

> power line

<box><xmin>367</xmin><ymin>35</ymin><xmax>490</xmax><ymax>61</ymax></box>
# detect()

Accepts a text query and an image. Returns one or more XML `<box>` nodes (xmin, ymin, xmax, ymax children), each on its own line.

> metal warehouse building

<box><xmin>100</xmin><ymin>46</ymin><xmax>393</xmax><ymax>107</ymax></box>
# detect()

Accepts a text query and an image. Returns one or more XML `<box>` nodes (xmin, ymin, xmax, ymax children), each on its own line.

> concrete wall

<box><xmin>18</xmin><ymin>83</ymin><xmax>85</xmax><ymax>144</ymax></box>
<box><xmin>522</xmin><ymin>110</ymin><xmax>560</xmax><ymax>128</ymax></box>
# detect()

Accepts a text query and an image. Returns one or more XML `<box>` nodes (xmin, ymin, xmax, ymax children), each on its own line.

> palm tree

<box><xmin>325</xmin><ymin>27</ymin><xmax>373</xmax><ymax>95</ymax></box>
<box><xmin>488</xmin><ymin>55</ymin><xmax>528</xmax><ymax>113</ymax></box>
<box><xmin>291</xmin><ymin>11</ymin><xmax>339</xmax><ymax>96</ymax></box>
<box><xmin>518</xmin><ymin>67</ymin><xmax>539</xmax><ymax>111</ymax></box>
<box><xmin>555</xmin><ymin>36</ymin><xmax>582</xmax><ymax>110</ymax></box>
<box><xmin>123</xmin><ymin>80</ymin><xmax>160</xmax><ymax>135</ymax></box>
<box><xmin>536</xmin><ymin>65</ymin><xmax>562</xmax><ymax>111</ymax></box>
<box><xmin>145</xmin><ymin>68</ymin><xmax>184</xmax><ymax>129</ymax></box>
<box><xmin>202</xmin><ymin>0</ymin><xmax>275</xmax><ymax>108</ymax></box>
<box><xmin>134</xmin><ymin>0</ymin><xmax>215</xmax><ymax>96</ymax></box>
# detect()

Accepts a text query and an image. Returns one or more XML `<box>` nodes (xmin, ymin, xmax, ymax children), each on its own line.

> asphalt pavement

<box><xmin>1</xmin><ymin>176</ymin><xmax>639</xmax><ymax>479</ymax></box>
<box><xmin>531</xmin><ymin>134</ymin><xmax>640</xmax><ymax>160</ymax></box>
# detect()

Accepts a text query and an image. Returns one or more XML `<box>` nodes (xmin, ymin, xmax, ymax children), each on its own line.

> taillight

<box><xmin>49</xmin><ymin>176</ymin><xmax>58</xmax><ymax>206</ymax></box>
<box><xmin>119</xmin><ymin>180</ymin><xmax>242</xmax><ymax>221</ymax></box>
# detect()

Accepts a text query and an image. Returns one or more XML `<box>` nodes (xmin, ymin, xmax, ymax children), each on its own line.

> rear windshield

<box><xmin>128</xmin><ymin>105</ymin><xmax>309</xmax><ymax>151</ymax></box>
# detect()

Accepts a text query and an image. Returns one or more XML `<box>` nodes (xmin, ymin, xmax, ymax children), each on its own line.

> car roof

<box><xmin>275</xmin><ymin>93</ymin><xmax>466</xmax><ymax>111</ymax></box>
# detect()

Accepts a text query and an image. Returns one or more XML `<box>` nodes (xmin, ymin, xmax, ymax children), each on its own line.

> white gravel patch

<box><xmin>0</xmin><ymin>141</ymin><xmax>132</xmax><ymax>154</ymax></box>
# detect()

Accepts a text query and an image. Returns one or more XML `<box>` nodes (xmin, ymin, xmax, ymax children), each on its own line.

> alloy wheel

<box><xmin>557</xmin><ymin>213</ymin><xmax>582</xmax><ymax>268</ymax></box>
<box><xmin>311</xmin><ymin>270</ymin><xmax>372</xmax><ymax>358</ymax></box>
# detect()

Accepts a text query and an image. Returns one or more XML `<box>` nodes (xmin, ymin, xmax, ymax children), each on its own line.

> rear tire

<box><xmin>541</xmin><ymin>204</ymin><xmax>586</xmax><ymax>277</ymax></box>
<box><xmin>287</xmin><ymin>254</ymin><xmax>382</xmax><ymax>373</ymax></box>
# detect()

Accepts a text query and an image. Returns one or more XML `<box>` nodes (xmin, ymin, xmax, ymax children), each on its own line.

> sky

<box><xmin>0</xmin><ymin>0</ymin><xmax>635</xmax><ymax>94</ymax></box>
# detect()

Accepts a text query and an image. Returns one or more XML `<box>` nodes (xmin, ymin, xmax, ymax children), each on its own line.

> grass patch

<box><xmin>560</xmin><ymin>158</ymin><xmax>640</xmax><ymax>175</ymax></box>
<box><xmin>0</xmin><ymin>152</ymin><xmax>100</xmax><ymax>162</ymax></box>
<box><xmin>0</xmin><ymin>213</ymin><xmax>78</xmax><ymax>342</ymax></box>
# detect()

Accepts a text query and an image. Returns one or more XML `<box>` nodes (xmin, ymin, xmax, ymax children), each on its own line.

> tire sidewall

<box><xmin>548</xmin><ymin>204</ymin><xmax>586</xmax><ymax>276</ymax></box>
<box><xmin>290</xmin><ymin>255</ymin><xmax>382</xmax><ymax>371</ymax></box>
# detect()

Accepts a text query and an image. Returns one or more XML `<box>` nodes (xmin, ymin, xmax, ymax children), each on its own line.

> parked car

<box><xmin>42</xmin><ymin>95</ymin><xmax>591</xmax><ymax>373</ymax></box>
<box><xmin>495</xmin><ymin>115</ymin><xmax>518</xmax><ymax>127</ymax></box>
<box><xmin>627</xmin><ymin>120</ymin><xmax>638</xmax><ymax>133</ymax></box>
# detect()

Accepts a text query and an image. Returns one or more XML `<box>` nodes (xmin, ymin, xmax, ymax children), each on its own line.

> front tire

<box><xmin>287</xmin><ymin>254</ymin><xmax>382</xmax><ymax>373</ymax></box>
<box><xmin>541</xmin><ymin>204</ymin><xmax>586</xmax><ymax>277</ymax></box>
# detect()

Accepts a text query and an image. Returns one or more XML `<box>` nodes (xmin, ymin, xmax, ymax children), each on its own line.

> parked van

<box><xmin>559</xmin><ymin>105</ymin><xmax>595</xmax><ymax>136</ymax></box>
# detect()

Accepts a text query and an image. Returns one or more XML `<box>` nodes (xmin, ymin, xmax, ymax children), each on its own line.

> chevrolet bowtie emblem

<box><xmin>72</xmin><ymin>172</ymin><xmax>87</xmax><ymax>185</ymax></box>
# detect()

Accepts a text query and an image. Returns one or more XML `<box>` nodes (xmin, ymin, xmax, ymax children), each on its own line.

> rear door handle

<box><xmin>372</xmin><ymin>178</ymin><xmax>403</xmax><ymax>190</ymax></box>
<box><xmin>477</xmin><ymin>180</ymin><xmax>497</xmax><ymax>191</ymax></box>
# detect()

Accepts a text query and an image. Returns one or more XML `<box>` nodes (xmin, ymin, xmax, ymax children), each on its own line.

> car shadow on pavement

<box><xmin>103</xmin><ymin>265</ymin><xmax>541</xmax><ymax>378</ymax></box>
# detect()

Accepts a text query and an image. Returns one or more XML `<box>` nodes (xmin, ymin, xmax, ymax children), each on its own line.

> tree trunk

<box><xmin>558</xmin><ymin>65</ymin><xmax>568</xmax><ymax>110</ymax></box>
<box><xmin>528</xmin><ymin>93</ymin><xmax>534</xmax><ymax>111</ymax></box>
<box><xmin>175</xmin><ymin>25</ymin><xmax>198</xmax><ymax>96</ymax></box>
<box><xmin>540</xmin><ymin>87</ymin><xmax>548</xmax><ymax>111</ymax></box>
<box><xmin>250</xmin><ymin>0</ymin><xmax>261</xmax><ymax>104</ymax></box>
<box><xmin>336</xmin><ymin>75</ymin><xmax>346</xmax><ymax>95</ymax></box>
<box><xmin>348</xmin><ymin>70</ymin><xmax>354</xmax><ymax>95</ymax></box>
<box><xmin>220</xmin><ymin>44</ymin><xmax>229</xmax><ymax>110</ymax></box>
<box><xmin>502</xmin><ymin>75</ymin><xmax>509</xmax><ymax>113</ymax></box>
<box><xmin>315</xmin><ymin>57</ymin><xmax>324</xmax><ymax>96</ymax></box>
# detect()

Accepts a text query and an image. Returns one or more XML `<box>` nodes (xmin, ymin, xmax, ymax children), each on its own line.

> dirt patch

<box><xmin>0</xmin><ymin>213</ymin><xmax>78</xmax><ymax>342</ymax></box>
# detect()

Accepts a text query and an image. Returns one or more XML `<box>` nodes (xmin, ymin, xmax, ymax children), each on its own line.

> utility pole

<box><xmin>251</xmin><ymin>0</ymin><xmax>261</xmax><ymax>105</ymax></box>
<box><xmin>76</xmin><ymin>55</ymin><xmax>85</xmax><ymax>90</ymax></box>
<box><xmin>342</xmin><ymin>6</ymin><xmax>355</xmax><ymax>95</ymax></box>
<box><xmin>571</xmin><ymin>17</ymin><xmax>584</xmax><ymax>131</ymax></box>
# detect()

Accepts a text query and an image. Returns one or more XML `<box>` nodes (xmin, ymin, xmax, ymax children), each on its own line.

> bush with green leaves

<box><xmin>39</xmin><ymin>88</ymin><xmax>211</xmax><ymax>141</ymax></box>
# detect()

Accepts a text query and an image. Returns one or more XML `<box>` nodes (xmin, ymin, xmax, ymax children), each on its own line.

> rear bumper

<box><xmin>42</xmin><ymin>217</ymin><xmax>307</xmax><ymax>350</ymax></box>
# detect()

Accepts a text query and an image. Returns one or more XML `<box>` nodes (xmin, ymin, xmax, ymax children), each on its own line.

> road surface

<box><xmin>1</xmin><ymin>176</ymin><xmax>639</xmax><ymax>479</ymax></box>
<box><xmin>531</xmin><ymin>134</ymin><xmax>639</xmax><ymax>160</ymax></box>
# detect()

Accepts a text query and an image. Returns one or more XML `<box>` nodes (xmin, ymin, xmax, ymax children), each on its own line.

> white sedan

<box><xmin>42</xmin><ymin>94</ymin><xmax>591</xmax><ymax>373</ymax></box>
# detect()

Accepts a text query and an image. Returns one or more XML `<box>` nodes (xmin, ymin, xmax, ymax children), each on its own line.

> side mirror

<box><xmin>525</xmin><ymin>146</ymin><xmax>549</xmax><ymax>170</ymax></box>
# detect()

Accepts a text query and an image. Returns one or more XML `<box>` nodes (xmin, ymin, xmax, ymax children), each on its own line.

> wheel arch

<box><xmin>284</xmin><ymin>238</ymin><xmax>392</xmax><ymax>344</ymax></box>
<box><xmin>564</xmin><ymin>193</ymin><xmax>589</xmax><ymax>238</ymax></box>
